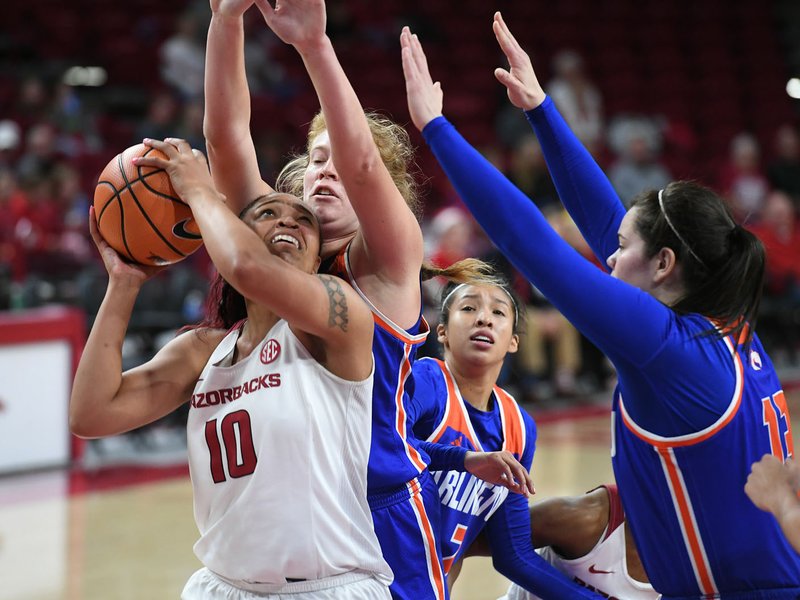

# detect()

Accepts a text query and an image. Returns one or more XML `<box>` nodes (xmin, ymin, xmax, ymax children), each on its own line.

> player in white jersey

<box><xmin>500</xmin><ymin>486</ymin><xmax>658</xmax><ymax>600</ymax></box>
<box><xmin>70</xmin><ymin>139</ymin><xmax>391</xmax><ymax>599</ymax></box>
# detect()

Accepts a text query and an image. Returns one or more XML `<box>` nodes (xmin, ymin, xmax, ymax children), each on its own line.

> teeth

<box><xmin>316</xmin><ymin>189</ymin><xmax>332</xmax><ymax>196</ymax></box>
<box><xmin>473</xmin><ymin>336</ymin><xmax>492</xmax><ymax>343</ymax></box>
<box><xmin>271</xmin><ymin>234</ymin><xmax>300</xmax><ymax>249</ymax></box>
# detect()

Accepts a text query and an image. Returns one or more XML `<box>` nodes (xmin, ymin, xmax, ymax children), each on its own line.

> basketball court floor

<box><xmin>2</xmin><ymin>388</ymin><xmax>798</xmax><ymax>600</ymax></box>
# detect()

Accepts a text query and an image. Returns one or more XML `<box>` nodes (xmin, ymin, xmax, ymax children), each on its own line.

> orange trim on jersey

<box><xmin>494</xmin><ymin>386</ymin><xmax>526</xmax><ymax>457</ymax></box>
<box><xmin>409</xmin><ymin>482</ymin><xmax>448</xmax><ymax>599</ymax></box>
<box><xmin>339</xmin><ymin>244</ymin><xmax>429</xmax><ymax>345</ymax></box>
<box><xmin>372</xmin><ymin>311</ymin><xmax>429</xmax><ymax>345</ymax></box>
<box><xmin>620</xmin><ymin>333</ymin><xmax>744</xmax><ymax>448</ymax></box>
<box><xmin>427</xmin><ymin>359</ymin><xmax>483</xmax><ymax>451</ymax></box>
<box><xmin>657</xmin><ymin>447</ymin><xmax>718</xmax><ymax>596</ymax></box>
<box><xmin>396</xmin><ymin>344</ymin><xmax>428</xmax><ymax>473</ymax></box>
<box><xmin>442</xmin><ymin>524</ymin><xmax>469</xmax><ymax>574</ymax></box>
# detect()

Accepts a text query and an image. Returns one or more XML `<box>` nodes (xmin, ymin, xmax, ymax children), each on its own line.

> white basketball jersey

<box><xmin>500</xmin><ymin>523</ymin><xmax>659</xmax><ymax>600</ymax></box>
<box><xmin>186</xmin><ymin>320</ymin><xmax>392</xmax><ymax>586</ymax></box>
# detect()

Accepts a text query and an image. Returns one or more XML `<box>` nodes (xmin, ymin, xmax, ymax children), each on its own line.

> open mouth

<box><xmin>311</xmin><ymin>186</ymin><xmax>337</xmax><ymax>200</ymax></box>
<box><xmin>271</xmin><ymin>234</ymin><xmax>301</xmax><ymax>249</ymax></box>
<box><xmin>470</xmin><ymin>334</ymin><xmax>494</xmax><ymax>345</ymax></box>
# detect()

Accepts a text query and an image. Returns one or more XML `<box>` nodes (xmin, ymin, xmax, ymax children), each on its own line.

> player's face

<box><xmin>244</xmin><ymin>193</ymin><xmax>322</xmax><ymax>273</ymax></box>
<box><xmin>606</xmin><ymin>207</ymin><xmax>660</xmax><ymax>293</ymax></box>
<box><xmin>302</xmin><ymin>130</ymin><xmax>359</xmax><ymax>240</ymax></box>
<box><xmin>438</xmin><ymin>284</ymin><xmax>519</xmax><ymax>371</ymax></box>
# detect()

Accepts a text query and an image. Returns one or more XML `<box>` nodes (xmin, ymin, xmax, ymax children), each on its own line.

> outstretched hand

<box><xmin>492</xmin><ymin>12</ymin><xmax>546</xmax><ymax>111</ymax></box>
<box><xmin>254</xmin><ymin>0</ymin><xmax>326</xmax><ymax>52</ymax></box>
<box><xmin>400</xmin><ymin>26</ymin><xmax>443</xmax><ymax>132</ymax></box>
<box><xmin>464</xmin><ymin>450</ymin><xmax>535</xmax><ymax>497</ymax></box>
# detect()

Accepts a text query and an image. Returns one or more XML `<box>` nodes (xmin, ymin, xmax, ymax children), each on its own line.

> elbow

<box><xmin>69</xmin><ymin>409</ymin><xmax>98</xmax><ymax>439</ymax></box>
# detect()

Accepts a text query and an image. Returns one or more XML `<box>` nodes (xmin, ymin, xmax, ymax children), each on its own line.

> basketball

<box><xmin>93</xmin><ymin>143</ymin><xmax>203</xmax><ymax>266</ymax></box>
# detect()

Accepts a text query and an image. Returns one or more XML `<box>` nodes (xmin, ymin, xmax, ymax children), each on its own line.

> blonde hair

<box><xmin>276</xmin><ymin>111</ymin><xmax>422</xmax><ymax>218</ymax></box>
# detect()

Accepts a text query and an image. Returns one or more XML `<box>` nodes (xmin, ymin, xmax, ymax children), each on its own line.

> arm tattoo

<box><xmin>319</xmin><ymin>275</ymin><xmax>349</xmax><ymax>332</ymax></box>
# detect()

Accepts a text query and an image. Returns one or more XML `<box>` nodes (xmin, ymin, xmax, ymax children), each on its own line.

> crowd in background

<box><xmin>1</xmin><ymin>0</ymin><xmax>799</xmax><ymax>416</ymax></box>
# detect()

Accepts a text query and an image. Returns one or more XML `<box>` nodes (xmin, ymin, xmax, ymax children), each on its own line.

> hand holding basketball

<box><xmin>93</xmin><ymin>142</ymin><xmax>204</xmax><ymax>266</ymax></box>
<box><xmin>88</xmin><ymin>206</ymin><xmax>164</xmax><ymax>286</ymax></box>
<box><xmin>133</xmin><ymin>138</ymin><xmax>221</xmax><ymax>209</ymax></box>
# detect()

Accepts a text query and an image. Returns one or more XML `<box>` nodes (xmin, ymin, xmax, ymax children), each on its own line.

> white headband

<box><xmin>658</xmin><ymin>189</ymin><xmax>707</xmax><ymax>268</ymax></box>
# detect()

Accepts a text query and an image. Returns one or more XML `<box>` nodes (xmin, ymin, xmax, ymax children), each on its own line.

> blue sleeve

<box><xmin>523</xmin><ymin>96</ymin><xmax>628</xmax><ymax>268</ymax></box>
<box><xmin>421</xmin><ymin>116</ymin><xmax>673</xmax><ymax>369</ymax></box>
<box><xmin>485</xmin><ymin>413</ymin><xmax>601</xmax><ymax>598</ymax></box>
<box><xmin>409</xmin><ymin>359</ymin><xmax>446</xmax><ymax>438</ymax></box>
<box><xmin>418</xmin><ymin>441</ymin><xmax>468</xmax><ymax>471</ymax></box>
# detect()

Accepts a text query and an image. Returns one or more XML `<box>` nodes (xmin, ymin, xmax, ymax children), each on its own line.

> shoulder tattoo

<box><xmin>319</xmin><ymin>275</ymin><xmax>349</xmax><ymax>332</ymax></box>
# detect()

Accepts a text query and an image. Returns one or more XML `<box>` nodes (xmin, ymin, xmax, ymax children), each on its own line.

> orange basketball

<box><xmin>93</xmin><ymin>143</ymin><xmax>203</xmax><ymax>266</ymax></box>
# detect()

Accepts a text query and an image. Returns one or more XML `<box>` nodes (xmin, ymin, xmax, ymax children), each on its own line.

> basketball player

<box><xmin>71</xmin><ymin>139</ymin><xmax>392</xmax><ymax>599</ymax></box>
<box><xmin>203</xmin><ymin>1</ymin><xmax>473</xmax><ymax>597</ymax></box>
<box><xmin>408</xmin><ymin>276</ymin><xmax>604</xmax><ymax>598</ymax></box>
<box><xmin>497</xmin><ymin>485</ymin><xmax>659</xmax><ymax>599</ymax></box>
<box><xmin>401</xmin><ymin>16</ymin><xmax>800</xmax><ymax>598</ymax></box>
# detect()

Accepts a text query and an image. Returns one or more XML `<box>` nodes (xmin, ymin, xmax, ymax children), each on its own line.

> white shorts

<box><xmin>182</xmin><ymin>568</ymin><xmax>391</xmax><ymax>600</ymax></box>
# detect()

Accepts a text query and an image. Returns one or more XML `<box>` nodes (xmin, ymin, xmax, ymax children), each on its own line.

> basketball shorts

<box><xmin>370</xmin><ymin>470</ymin><xmax>449</xmax><ymax>600</ymax></box>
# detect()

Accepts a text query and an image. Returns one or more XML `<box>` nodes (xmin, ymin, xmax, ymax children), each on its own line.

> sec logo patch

<box><xmin>260</xmin><ymin>339</ymin><xmax>281</xmax><ymax>364</ymax></box>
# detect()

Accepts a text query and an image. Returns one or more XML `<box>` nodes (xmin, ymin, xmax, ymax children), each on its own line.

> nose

<box><xmin>475</xmin><ymin>308</ymin><xmax>493</xmax><ymax>327</ymax></box>
<box><xmin>317</xmin><ymin>157</ymin><xmax>338</xmax><ymax>180</ymax></box>
<box><xmin>278</xmin><ymin>214</ymin><xmax>299</xmax><ymax>228</ymax></box>
<box><xmin>606</xmin><ymin>251</ymin><xmax>617</xmax><ymax>270</ymax></box>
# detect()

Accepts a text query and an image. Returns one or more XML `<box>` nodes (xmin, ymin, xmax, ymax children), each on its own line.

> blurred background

<box><xmin>0</xmin><ymin>0</ymin><xmax>799</xmax><ymax>518</ymax></box>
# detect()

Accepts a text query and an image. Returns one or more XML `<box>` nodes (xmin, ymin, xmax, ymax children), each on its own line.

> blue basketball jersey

<box><xmin>613</xmin><ymin>325</ymin><xmax>800</xmax><ymax>599</ymax></box>
<box><xmin>325</xmin><ymin>247</ymin><xmax>430</xmax><ymax>494</ymax></box>
<box><xmin>413</xmin><ymin>357</ymin><xmax>534</xmax><ymax>571</ymax></box>
<box><xmin>411</xmin><ymin>359</ymin><xmax>607</xmax><ymax>599</ymax></box>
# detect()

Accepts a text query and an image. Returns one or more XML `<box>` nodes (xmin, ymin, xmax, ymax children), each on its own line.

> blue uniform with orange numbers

<box><xmin>410</xmin><ymin>357</ymin><xmax>604</xmax><ymax>599</ymax></box>
<box><xmin>421</xmin><ymin>97</ymin><xmax>800</xmax><ymax>598</ymax></box>
<box><xmin>324</xmin><ymin>248</ymin><xmax>449</xmax><ymax>600</ymax></box>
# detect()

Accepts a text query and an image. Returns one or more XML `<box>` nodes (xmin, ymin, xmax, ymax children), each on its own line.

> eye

<box><xmin>298</xmin><ymin>215</ymin><xmax>313</xmax><ymax>224</ymax></box>
<box><xmin>460</xmin><ymin>305</ymin><xmax>475</xmax><ymax>312</ymax></box>
<box><xmin>493</xmin><ymin>309</ymin><xmax>507</xmax><ymax>317</ymax></box>
<box><xmin>257</xmin><ymin>207</ymin><xmax>275</xmax><ymax>218</ymax></box>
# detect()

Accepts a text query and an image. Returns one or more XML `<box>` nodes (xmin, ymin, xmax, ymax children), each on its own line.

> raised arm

<box><xmin>401</xmin><ymin>28</ymin><xmax>671</xmax><ymax>368</ymax></box>
<box><xmin>492</xmin><ymin>12</ymin><xmax>625</xmax><ymax>266</ymax></box>
<box><xmin>204</xmin><ymin>0</ymin><xmax>273</xmax><ymax>213</ymax></box>
<box><xmin>256</xmin><ymin>0</ymin><xmax>423</xmax><ymax>325</ymax></box>
<box><xmin>69</xmin><ymin>210</ymin><xmax>221</xmax><ymax>439</ymax></box>
<box><xmin>136</xmin><ymin>139</ymin><xmax>374</xmax><ymax>378</ymax></box>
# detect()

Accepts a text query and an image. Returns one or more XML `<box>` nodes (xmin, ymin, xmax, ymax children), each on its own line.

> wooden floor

<box><xmin>2</xmin><ymin>390</ymin><xmax>797</xmax><ymax>600</ymax></box>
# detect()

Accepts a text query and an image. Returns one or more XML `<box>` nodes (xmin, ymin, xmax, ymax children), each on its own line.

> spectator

<box><xmin>719</xmin><ymin>133</ymin><xmax>770</xmax><ymax>223</ymax></box>
<box><xmin>547</xmin><ymin>50</ymin><xmax>604</xmax><ymax>154</ymax></box>
<box><xmin>749</xmin><ymin>190</ymin><xmax>800</xmax><ymax>361</ymax></box>
<box><xmin>135</xmin><ymin>91</ymin><xmax>180</xmax><ymax>143</ymax></box>
<box><xmin>608</xmin><ymin>117</ymin><xmax>672</xmax><ymax>208</ymax></box>
<box><xmin>508</xmin><ymin>134</ymin><xmax>560</xmax><ymax>210</ymax></box>
<box><xmin>767</xmin><ymin>123</ymin><xmax>800</xmax><ymax>208</ymax></box>
<box><xmin>159</xmin><ymin>12</ymin><xmax>206</xmax><ymax>100</ymax></box>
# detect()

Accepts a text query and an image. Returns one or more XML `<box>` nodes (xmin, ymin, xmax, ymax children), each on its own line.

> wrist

<box><xmin>295</xmin><ymin>35</ymin><xmax>333</xmax><ymax>59</ymax></box>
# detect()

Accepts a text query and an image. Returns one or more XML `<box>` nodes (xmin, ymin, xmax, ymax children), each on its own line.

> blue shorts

<box><xmin>370</xmin><ymin>470</ymin><xmax>449</xmax><ymax>600</ymax></box>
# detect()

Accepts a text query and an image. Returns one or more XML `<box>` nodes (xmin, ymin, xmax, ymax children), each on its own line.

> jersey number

<box><xmin>762</xmin><ymin>391</ymin><xmax>794</xmax><ymax>461</ymax></box>
<box><xmin>204</xmin><ymin>410</ymin><xmax>258</xmax><ymax>483</ymax></box>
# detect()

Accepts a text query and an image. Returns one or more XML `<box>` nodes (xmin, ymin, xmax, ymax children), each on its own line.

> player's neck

<box><xmin>320</xmin><ymin>230</ymin><xmax>358</xmax><ymax>260</ymax></box>
<box><xmin>237</xmin><ymin>305</ymin><xmax>281</xmax><ymax>358</ymax></box>
<box><xmin>446</xmin><ymin>358</ymin><xmax>503</xmax><ymax>412</ymax></box>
